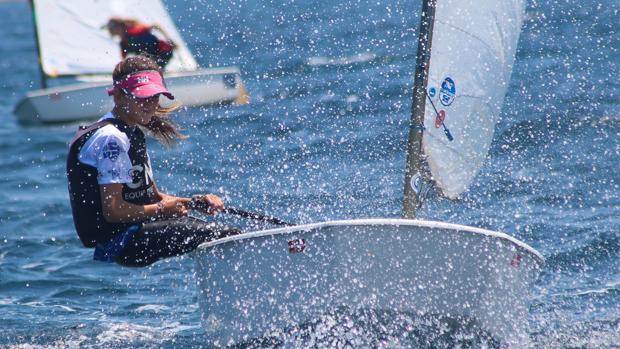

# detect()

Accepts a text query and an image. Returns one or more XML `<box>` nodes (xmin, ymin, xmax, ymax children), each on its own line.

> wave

<box><xmin>531</xmin><ymin>317</ymin><xmax>620</xmax><ymax>349</ymax></box>
<box><xmin>544</xmin><ymin>231</ymin><xmax>619</xmax><ymax>272</ymax></box>
<box><xmin>308</xmin><ymin>52</ymin><xmax>377</xmax><ymax>66</ymax></box>
<box><xmin>236</xmin><ymin>307</ymin><xmax>506</xmax><ymax>349</ymax></box>
<box><xmin>1</xmin><ymin>320</ymin><xmax>201</xmax><ymax>349</ymax></box>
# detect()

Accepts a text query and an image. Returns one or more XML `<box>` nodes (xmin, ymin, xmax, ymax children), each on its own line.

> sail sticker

<box><xmin>425</xmin><ymin>92</ymin><xmax>454</xmax><ymax>141</ymax></box>
<box><xmin>439</xmin><ymin>77</ymin><xmax>456</xmax><ymax>106</ymax></box>
<box><xmin>435</xmin><ymin>110</ymin><xmax>446</xmax><ymax>128</ymax></box>
<box><xmin>428</xmin><ymin>87</ymin><xmax>437</xmax><ymax>98</ymax></box>
<box><xmin>288</xmin><ymin>239</ymin><xmax>306</xmax><ymax>253</ymax></box>
<box><xmin>410</xmin><ymin>172</ymin><xmax>432</xmax><ymax>207</ymax></box>
<box><xmin>410</xmin><ymin>173</ymin><xmax>423</xmax><ymax>194</ymax></box>
<box><xmin>49</xmin><ymin>93</ymin><xmax>63</xmax><ymax>101</ymax></box>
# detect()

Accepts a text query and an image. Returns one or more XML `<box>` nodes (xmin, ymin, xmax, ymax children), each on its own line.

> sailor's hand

<box><xmin>156</xmin><ymin>198</ymin><xmax>191</xmax><ymax>218</ymax></box>
<box><xmin>191</xmin><ymin>194</ymin><xmax>224</xmax><ymax>215</ymax></box>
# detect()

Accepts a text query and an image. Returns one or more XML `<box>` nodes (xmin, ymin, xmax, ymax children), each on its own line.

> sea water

<box><xmin>0</xmin><ymin>0</ymin><xmax>618</xmax><ymax>347</ymax></box>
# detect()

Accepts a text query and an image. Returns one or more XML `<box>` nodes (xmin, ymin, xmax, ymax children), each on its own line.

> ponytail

<box><xmin>148</xmin><ymin>107</ymin><xmax>188</xmax><ymax>147</ymax></box>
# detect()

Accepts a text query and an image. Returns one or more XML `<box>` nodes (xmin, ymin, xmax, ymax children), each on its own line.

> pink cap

<box><xmin>107</xmin><ymin>70</ymin><xmax>174</xmax><ymax>99</ymax></box>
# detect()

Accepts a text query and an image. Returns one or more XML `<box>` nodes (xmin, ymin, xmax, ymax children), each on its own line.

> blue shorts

<box><xmin>93</xmin><ymin>224</ymin><xmax>142</xmax><ymax>263</ymax></box>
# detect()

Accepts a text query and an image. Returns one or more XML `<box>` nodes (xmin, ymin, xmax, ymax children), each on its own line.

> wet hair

<box><xmin>112</xmin><ymin>55</ymin><xmax>187</xmax><ymax>146</ymax></box>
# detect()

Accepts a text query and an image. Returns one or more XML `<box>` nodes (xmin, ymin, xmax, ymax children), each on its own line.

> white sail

<box><xmin>32</xmin><ymin>0</ymin><xmax>199</xmax><ymax>76</ymax></box>
<box><xmin>422</xmin><ymin>0</ymin><xmax>525</xmax><ymax>198</ymax></box>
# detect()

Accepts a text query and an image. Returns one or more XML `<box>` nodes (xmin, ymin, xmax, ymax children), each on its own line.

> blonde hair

<box><xmin>112</xmin><ymin>56</ymin><xmax>187</xmax><ymax>146</ymax></box>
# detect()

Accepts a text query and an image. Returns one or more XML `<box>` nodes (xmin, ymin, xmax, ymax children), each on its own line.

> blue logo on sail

<box><xmin>439</xmin><ymin>77</ymin><xmax>456</xmax><ymax>106</ymax></box>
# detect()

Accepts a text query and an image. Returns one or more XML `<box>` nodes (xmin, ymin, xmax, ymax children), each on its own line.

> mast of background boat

<box><xmin>29</xmin><ymin>0</ymin><xmax>47</xmax><ymax>89</ymax></box>
<box><xmin>403</xmin><ymin>0</ymin><xmax>437</xmax><ymax>218</ymax></box>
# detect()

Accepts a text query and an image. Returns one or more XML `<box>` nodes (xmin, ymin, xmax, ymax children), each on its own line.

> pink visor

<box><xmin>107</xmin><ymin>70</ymin><xmax>174</xmax><ymax>99</ymax></box>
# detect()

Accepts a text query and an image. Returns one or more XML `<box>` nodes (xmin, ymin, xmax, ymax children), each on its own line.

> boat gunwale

<box><xmin>17</xmin><ymin>66</ymin><xmax>243</xmax><ymax>98</ymax></box>
<box><xmin>195</xmin><ymin>218</ymin><xmax>545</xmax><ymax>264</ymax></box>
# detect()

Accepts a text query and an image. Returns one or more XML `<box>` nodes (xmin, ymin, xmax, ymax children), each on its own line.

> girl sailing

<box><xmin>67</xmin><ymin>55</ymin><xmax>239</xmax><ymax>266</ymax></box>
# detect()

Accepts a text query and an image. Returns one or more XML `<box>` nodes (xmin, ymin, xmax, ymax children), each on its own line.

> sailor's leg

<box><xmin>116</xmin><ymin>217</ymin><xmax>240</xmax><ymax>267</ymax></box>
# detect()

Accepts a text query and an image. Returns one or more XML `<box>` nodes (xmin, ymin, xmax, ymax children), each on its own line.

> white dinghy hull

<box><xmin>14</xmin><ymin>67</ymin><xmax>246</xmax><ymax>125</ymax></box>
<box><xmin>193</xmin><ymin>219</ymin><xmax>543</xmax><ymax>347</ymax></box>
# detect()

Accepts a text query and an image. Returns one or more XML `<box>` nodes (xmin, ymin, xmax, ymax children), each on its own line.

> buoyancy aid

<box><xmin>66</xmin><ymin>118</ymin><xmax>157</xmax><ymax>247</ymax></box>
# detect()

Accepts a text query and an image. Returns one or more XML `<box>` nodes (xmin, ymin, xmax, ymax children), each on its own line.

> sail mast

<box><xmin>29</xmin><ymin>0</ymin><xmax>47</xmax><ymax>89</ymax></box>
<box><xmin>403</xmin><ymin>0</ymin><xmax>437</xmax><ymax>218</ymax></box>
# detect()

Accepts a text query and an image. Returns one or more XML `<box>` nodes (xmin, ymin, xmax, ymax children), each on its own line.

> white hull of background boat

<box><xmin>14</xmin><ymin>67</ymin><xmax>247</xmax><ymax>124</ymax></box>
<box><xmin>193</xmin><ymin>219</ymin><xmax>543</xmax><ymax>347</ymax></box>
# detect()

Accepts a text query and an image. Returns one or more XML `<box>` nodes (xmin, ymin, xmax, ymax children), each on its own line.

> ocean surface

<box><xmin>0</xmin><ymin>0</ymin><xmax>618</xmax><ymax>347</ymax></box>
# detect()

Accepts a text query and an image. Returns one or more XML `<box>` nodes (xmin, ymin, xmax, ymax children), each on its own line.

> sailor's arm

<box><xmin>100</xmin><ymin>183</ymin><xmax>188</xmax><ymax>222</ymax></box>
<box><xmin>150</xmin><ymin>24</ymin><xmax>174</xmax><ymax>42</ymax></box>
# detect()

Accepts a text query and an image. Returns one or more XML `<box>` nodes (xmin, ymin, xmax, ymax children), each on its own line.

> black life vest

<box><xmin>66</xmin><ymin>118</ymin><xmax>157</xmax><ymax>247</ymax></box>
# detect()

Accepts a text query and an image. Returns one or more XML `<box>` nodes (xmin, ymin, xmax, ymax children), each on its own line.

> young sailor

<box><xmin>66</xmin><ymin>56</ymin><xmax>239</xmax><ymax>267</ymax></box>
<box><xmin>104</xmin><ymin>17</ymin><xmax>177</xmax><ymax>69</ymax></box>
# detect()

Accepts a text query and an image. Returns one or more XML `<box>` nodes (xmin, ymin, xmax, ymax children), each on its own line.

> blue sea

<box><xmin>1</xmin><ymin>0</ymin><xmax>618</xmax><ymax>347</ymax></box>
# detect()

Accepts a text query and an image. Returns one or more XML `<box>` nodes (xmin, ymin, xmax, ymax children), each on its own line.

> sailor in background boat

<box><xmin>66</xmin><ymin>56</ymin><xmax>240</xmax><ymax>267</ymax></box>
<box><xmin>104</xmin><ymin>17</ymin><xmax>177</xmax><ymax>69</ymax></box>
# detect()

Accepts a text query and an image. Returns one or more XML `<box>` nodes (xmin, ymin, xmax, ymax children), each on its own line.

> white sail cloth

<box><xmin>423</xmin><ymin>0</ymin><xmax>525</xmax><ymax>198</ymax></box>
<box><xmin>32</xmin><ymin>0</ymin><xmax>199</xmax><ymax>76</ymax></box>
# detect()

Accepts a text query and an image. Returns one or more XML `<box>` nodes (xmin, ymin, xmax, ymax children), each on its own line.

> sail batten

<box><xmin>32</xmin><ymin>0</ymin><xmax>199</xmax><ymax>77</ymax></box>
<box><xmin>404</xmin><ymin>0</ymin><xmax>525</xmax><ymax>202</ymax></box>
